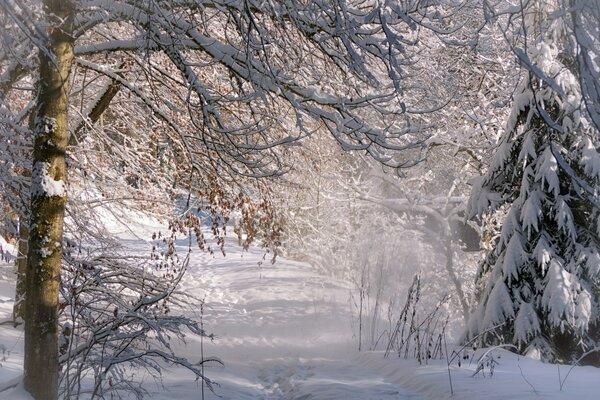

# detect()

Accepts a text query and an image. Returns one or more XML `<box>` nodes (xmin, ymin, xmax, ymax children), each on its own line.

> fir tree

<box><xmin>467</xmin><ymin>1</ymin><xmax>600</xmax><ymax>363</ymax></box>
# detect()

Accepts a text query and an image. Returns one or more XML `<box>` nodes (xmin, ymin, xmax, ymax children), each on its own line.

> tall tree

<box><xmin>23</xmin><ymin>1</ymin><xmax>74</xmax><ymax>398</ymax></box>
<box><xmin>467</xmin><ymin>0</ymin><xmax>600</xmax><ymax>363</ymax></box>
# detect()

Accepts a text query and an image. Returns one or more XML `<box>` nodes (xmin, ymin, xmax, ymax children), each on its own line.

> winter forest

<box><xmin>0</xmin><ymin>0</ymin><xmax>599</xmax><ymax>399</ymax></box>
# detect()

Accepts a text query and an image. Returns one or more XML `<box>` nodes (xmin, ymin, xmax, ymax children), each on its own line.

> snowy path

<box><xmin>104</xmin><ymin>235</ymin><xmax>600</xmax><ymax>400</ymax></box>
<box><xmin>0</xmin><ymin>224</ymin><xmax>419</xmax><ymax>400</ymax></box>
<box><xmin>166</xmin><ymin>244</ymin><xmax>419</xmax><ymax>399</ymax></box>
<box><xmin>2</xmin><ymin>227</ymin><xmax>600</xmax><ymax>399</ymax></box>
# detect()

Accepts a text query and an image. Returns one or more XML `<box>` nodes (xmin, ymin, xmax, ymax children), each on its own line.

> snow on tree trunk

<box><xmin>466</xmin><ymin>0</ymin><xmax>600</xmax><ymax>363</ymax></box>
<box><xmin>24</xmin><ymin>1</ymin><xmax>74</xmax><ymax>399</ymax></box>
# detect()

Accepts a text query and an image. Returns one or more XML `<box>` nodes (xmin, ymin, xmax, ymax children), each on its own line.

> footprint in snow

<box><xmin>258</xmin><ymin>361</ymin><xmax>315</xmax><ymax>400</ymax></box>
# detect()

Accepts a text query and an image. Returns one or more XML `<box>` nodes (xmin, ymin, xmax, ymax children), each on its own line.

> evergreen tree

<box><xmin>467</xmin><ymin>1</ymin><xmax>600</xmax><ymax>363</ymax></box>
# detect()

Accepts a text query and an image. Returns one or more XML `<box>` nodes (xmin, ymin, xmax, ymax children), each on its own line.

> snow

<box><xmin>0</xmin><ymin>237</ymin><xmax>15</xmax><ymax>264</ymax></box>
<box><xmin>580</xmin><ymin>137</ymin><xmax>600</xmax><ymax>182</ymax></box>
<box><xmin>0</xmin><ymin>221</ymin><xmax>599</xmax><ymax>399</ymax></box>
<box><xmin>488</xmin><ymin>142</ymin><xmax>512</xmax><ymax>174</ymax></box>
<box><xmin>466</xmin><ymin>176</ymin><xmax>503</xmax><ymax>219</ymax></box>
<box><xmin>533</xmin><ymin>234</ymin><xmax>552</xmax><ymax>273</ymax></box>
<box><xmin>506</xmin><ymin>89</ymin><xmax>533</xmax><ymax>134</ymax></box>
<box><xmin>574</xmin><ymin>289</ymin><xmax>592</xmax><ymax>332</ymax></box>
<box><xmin>520</xmin><ymin>189</ymin><xmax>543</xmax><ymax>237</ymax></box>
<box><xmin>583</xmin><ymin>248</ymin><xmax>600</xmax><ymax>277</ymax></box>
<box><xmin>554</xmin><ymin>196</ymin><xmax>577</xmax><ymax>242</ymax></box>
<box><xmin>502</xmin><ymin>233</ymin><xmax>525</xmax><ymax>283</ymax></box>
<box><xmin>513</xmin><ymin>301</ymin><xmax>540</xmax><ymax>344</ymax></box>
<box><xmin>482</xmin><ymin>280</ymin><xmax>515</xmax><ymax>328</ymax></box>
<box><xmin>535</xmin><ymin>147</ymin><xmax>560</xmax><ymax>198</ymax></box>
<box><xmin>517</xmin><ymin>132</ymin><xmax>537</xmax><ymax>166</ymax></box>
<box><xmin>542</xmin><ymin>259</ymin><xmax>574</xmax><ymax>330</ymax></box>
<box><xmin>31</xmin><ymin>162</ymin><xmax>66</xmax><ymax>198</ymax></box>
<box><xmin>35</xmin><ymin>116</ymin><xmax>56</xmax><ymax>136</ymax></box>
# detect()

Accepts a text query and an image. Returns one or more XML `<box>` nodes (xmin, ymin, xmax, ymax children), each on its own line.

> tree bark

<box><xmin>69</xmin><ymin>68</ymin><xmax>122</xmax><ymax>146</ymax></box>
<box><xmin>24</xmin><ymin>1</ymin><xmax>74</xmax><ymax>399</ymax></box>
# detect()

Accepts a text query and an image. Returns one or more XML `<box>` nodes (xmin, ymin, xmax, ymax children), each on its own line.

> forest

<box><xmin>0</xmin><ymin>0</ymin><xmax>599</xmax><ymax>399</ymax></box>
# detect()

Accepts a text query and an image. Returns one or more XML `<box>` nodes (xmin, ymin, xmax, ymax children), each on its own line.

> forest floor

<box><xmin>0</xmin><ymin>218</ymin><xmax>599</xmax><ymax>399</ymax></box>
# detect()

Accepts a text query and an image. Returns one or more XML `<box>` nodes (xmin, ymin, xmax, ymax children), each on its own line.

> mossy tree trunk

<box><xmin>24</xmin><ymin>1</ymin><xmax>74</xmax><ymax>399</ymax></box>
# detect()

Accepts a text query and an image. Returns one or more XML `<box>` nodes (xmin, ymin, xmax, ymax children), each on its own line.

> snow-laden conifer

<box><xmin>467</xmin><ymin>1</ymin><xmax>600</xmax><ymax>362</ymax></box>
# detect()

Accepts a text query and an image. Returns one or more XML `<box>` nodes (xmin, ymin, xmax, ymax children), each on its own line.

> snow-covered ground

<box><xmin>0</xmin><ymin>220</ymin><xmax>599</xmax><ymax>399</ymax></box>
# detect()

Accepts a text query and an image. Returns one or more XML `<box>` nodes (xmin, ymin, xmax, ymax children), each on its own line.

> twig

<box><xmin>517</xmin><ymin>356</ymin><xmax>537</xmax><ymax>395</ymax></box>
<box><xmin>559</xmin><ymin>347</ymin><xmax>600</xmax><ymax>390</ymax></box>
<box><xmin>443</xmin><ymin>331</ymin><xmax>454</xmax><ymax>396</ymax></box>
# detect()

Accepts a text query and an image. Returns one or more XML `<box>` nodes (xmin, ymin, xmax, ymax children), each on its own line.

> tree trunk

<box><xmin>24</xmin><ymin>1</ymin><xmax>74</xmax><ymax>399</ymax></box>
<box><xmin>443</xmin><ymin>233</ymin><xmax>470</xmax><ymax>323</ymax></box>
